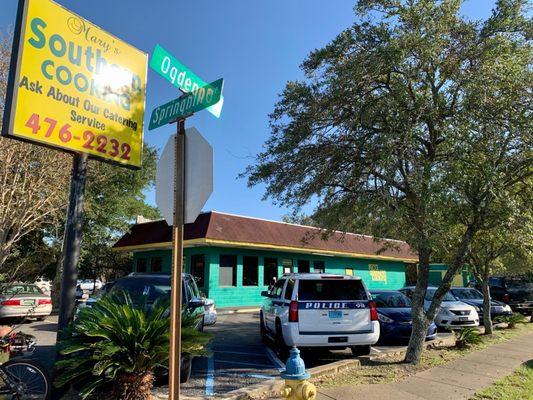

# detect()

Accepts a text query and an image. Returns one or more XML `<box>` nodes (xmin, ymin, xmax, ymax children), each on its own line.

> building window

<box><xmin>243</xmin><ymin>256</ymin><xmax>259</xmax><ymax>286</ymax></box>
<box><xmin>313</xmin><ymin>261</ymin><xmax>325</xmax><ymax>273</ymax></box>
<box><xmin>264</xmin><ymin>257</ymin><xmax>278</xmax><ymax>286</ymax></box>
<box><xmin>219</xmin><ymin>255</ymin><xmax>237</xmax><ymax>286</ymax></box>
<box><xmin>151</xmin><ymin>257</ymin><xmax>163</xmax><ymax>273</ymax></box>
<box><xmin>136</xmin><ymin>258</ymin><xmax>147</xmax><ymax>272</ymax></box>
<box><xmin>298</xmin><ymin>260</ymin><xmax>310</xmax><ymax>273</ymax></box>
<box><xmin>282</xmin><ymin>259</ymin><xmax>293</xmax><ymax>274</ymax></box>
<box><xmin>191</xmin><ymin>255</ymin><xmax>205</xmax><ymax>287</ymax></box>
<box><xmin>345</xmin><ymin>268</ymin><xmax>354</xmax><ymax>276</ymax></box>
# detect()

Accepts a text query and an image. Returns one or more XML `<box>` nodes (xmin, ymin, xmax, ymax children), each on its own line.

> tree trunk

<box><xmin>405</xmin><ymin>244</ymin><xmax>431</xmax><ymax>364</ymax></box>
<box><xmin>52</xmin><ymin>253</ymin><xmax>63</xmax><ymax>309</ymax></box>
<box><xmin>481</xmin><ymin>268</ymin><xmax>493</xmax><ymax>335</ymax></box>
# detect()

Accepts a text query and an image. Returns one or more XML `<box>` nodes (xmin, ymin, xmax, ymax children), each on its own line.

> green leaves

<box><xmin>245</xmin><ymin>0</ymin><xmax>531</xmax><ymax>365</ymax></box>
<box><xmin>54</xmin><ymin>292</ymin><xmax>212</xmax><ymax>398</ymax></box>
<box><xmin>455</xmin><ymin>327</ymin><xmax>483</xmax><ymax>349</ymax></box>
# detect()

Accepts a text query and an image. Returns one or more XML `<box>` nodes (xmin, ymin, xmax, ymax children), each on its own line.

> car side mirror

<box><xmin>188</xmin><ymin>298</ymin><xmax>206</xmax><ymax>308</ymax></box>
<box><xmin>261</xmin><ymin>291</ymin><xmax>271</xmax><ymax>298</ymax></box>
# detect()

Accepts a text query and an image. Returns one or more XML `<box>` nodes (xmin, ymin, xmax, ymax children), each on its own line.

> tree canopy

<box><xmin>246</xmin><ymin>0</ymin><xmax>532</xmax><ymax>363</ymax></box>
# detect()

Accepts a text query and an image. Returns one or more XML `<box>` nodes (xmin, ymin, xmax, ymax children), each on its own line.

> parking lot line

<box><xmin>215</xmin><ymin>359</ymin><xmax>277</xmax><ymax>369</ymax></box>
<box><xmin>265</xmin><ymin>347</ymin><xmax>285</xmax><ymax>371</ymax></box>
<box><xmin>205</xmin><ymin>355</ymin><xmax>215</xmax><ymax>396</ymax></box>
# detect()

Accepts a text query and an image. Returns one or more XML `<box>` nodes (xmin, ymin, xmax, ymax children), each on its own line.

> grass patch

<box><xmin>470</xmin><ymin>360</ymin><xmax>533</xmax><ymax>400</ymax></box>
<box><xmin>313</xmin><ymin>323</ymin><xmax>533</xmax><ymax>388</ymax></box>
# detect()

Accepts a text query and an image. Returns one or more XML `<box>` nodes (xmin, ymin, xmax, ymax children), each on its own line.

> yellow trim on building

<box><xmin>114</xmin><ymin>237</ymin><xmax>418</xmax><ymax>262</ymax></box>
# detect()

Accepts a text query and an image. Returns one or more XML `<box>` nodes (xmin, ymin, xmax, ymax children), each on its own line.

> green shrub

<box><xmin>494</xmin><ymin>314</ymin><xmax>527</xmax><ymax>329</ymax></box>
<box><xmin>55</xmin><ymin>293</ymin><xmax>212</xmax><ymax>399</ymax></box>
<box><xmin>455</xmin><ymin>327</ymin><xmax>483</xmax><ymax>349</ymax></box>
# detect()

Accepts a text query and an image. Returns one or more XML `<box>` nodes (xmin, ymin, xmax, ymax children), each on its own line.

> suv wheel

<box><xmin>351</xmin><ymin>345</ymin><xmax>371</xmax><ymax>357</ymax></box>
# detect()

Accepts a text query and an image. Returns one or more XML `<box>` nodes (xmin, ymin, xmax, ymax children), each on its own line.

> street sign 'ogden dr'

<box><xmin>2</xmin><ymin>0</ymin><xmax>148</xmax><ymax>168</ymax></box>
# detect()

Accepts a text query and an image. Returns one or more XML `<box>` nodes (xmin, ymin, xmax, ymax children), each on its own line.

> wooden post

<box><xmin>57</xmin><ymin>152</ymin><xmax>89</xmax><ymax>336</ymax></box>
<box><xmin>169</xmin><ymin>118</ymin><xmax>186</xmax><ymax>400</ymax></box>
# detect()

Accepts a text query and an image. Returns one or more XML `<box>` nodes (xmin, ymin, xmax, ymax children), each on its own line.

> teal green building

<box><xmin>113</xmin><ymin>211</ymin><xmax>420</xmax><ymax>308</ymax></box>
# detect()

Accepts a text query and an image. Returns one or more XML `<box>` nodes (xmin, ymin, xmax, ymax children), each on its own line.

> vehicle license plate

<box><xmin>458</xmin><ymin>316</ymin><xmax>469</xmax><ymax>322</ymax></box>
<box><xmin>21</xmin><ymin>300</ymin><xmax>34</xmax><ymax>306</ymax></box>
<box><xmin>328</xmin><ymin>311</ymin><xmax>342</xmax><ymax>319</ymax></box>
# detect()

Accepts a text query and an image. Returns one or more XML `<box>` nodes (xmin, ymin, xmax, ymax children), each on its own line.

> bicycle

<box><xmin>0</xmin><ymin>331</ymin><xmax>51</xmax><ymax>399</ymax></box>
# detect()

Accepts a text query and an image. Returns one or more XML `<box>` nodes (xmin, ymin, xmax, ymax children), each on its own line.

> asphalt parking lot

<box><xmin>181</xmin><ymin>312</ymin><xmax>447</xmax><ymax>397</ymax></box>
<box><xmin>5</xmin><ymin>312</ymin><xmax>452</xmax><ymax>397</ymax></box>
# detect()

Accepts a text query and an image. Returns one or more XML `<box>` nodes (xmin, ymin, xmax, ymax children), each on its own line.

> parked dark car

<box><xmin>370</xmin><ymin>290</ymin><xmax>437</xmax><ymax>342</ymax></box>
<box><xmin>449</xmin><ymin>287</ymin><xmax>512</xmax><ymax>322</ymax></box>
<box><xmin>87</xmin><ymin>273</ymin><xmax>205</xmax><ymax>382</ymax></box>
<box><xmin>470</xmin><ymin>276</ymin><xmax>533</xmax><ymax>315</ymax></box>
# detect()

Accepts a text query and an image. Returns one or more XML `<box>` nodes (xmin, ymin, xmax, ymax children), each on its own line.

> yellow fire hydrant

<box><xmin>280</xmin><ymin>347</ymin><xmax>316</xmax><ymax>400</ymax></box>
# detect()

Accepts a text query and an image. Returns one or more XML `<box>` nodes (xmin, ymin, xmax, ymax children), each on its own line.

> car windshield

<box><xmin>451</xmin><ymin>288</ymin><xmax>483</xmax><ymax>300</ymax></box>
<box><xmin>109</xmin><ymin>277</ymin><xmax>190</xmax><ymax>304</ymax></box>
<box><xmin>371</xmin><ymin>292</ymin><xmax>412</xmax><ymax>308</ymax></box>
<box><xmin>298</xmin><ymin>279</ymin><xmax>368</xmax><ymax>301</ymax></box>
<box><xmin>506</xmin><ymin>279</ymin><xmax>533</xmax><ymax>289</ymax></box>
<box><xmin>0</xmin><ymin>284</ymin><xmax>43</xmax><ymax>295</ymax></box>
<box><xmin>425</xmin><ymin>288</ymin><xmax>456</xmax><ymax>302</ymax></box>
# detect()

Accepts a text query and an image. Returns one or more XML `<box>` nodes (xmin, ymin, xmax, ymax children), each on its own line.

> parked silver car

<box><xmin>203</xmin><ymin>298</ymin><xmax>217</xmax><ymax>326</ymax></box>
<box><xmin>0</xmin><ymin>283</ymin><xmax>52</xmax><ymax>321</ymax></box>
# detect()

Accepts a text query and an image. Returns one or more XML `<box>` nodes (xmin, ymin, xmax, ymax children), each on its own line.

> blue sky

<box><xmin>1</xmin><ymin>0</ymin><xmax>495</xmax><ymax>222</ymax></box>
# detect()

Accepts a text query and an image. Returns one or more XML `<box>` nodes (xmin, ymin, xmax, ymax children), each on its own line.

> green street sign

<box><xmin>150</xmin><ymin>44</ymin><xmax>224</xmax><ymax>118</ymax></box>
<box><xmin>149</xmin><ymin>78</ymin><xmax>224</xmax><ymax>130</ymax></box>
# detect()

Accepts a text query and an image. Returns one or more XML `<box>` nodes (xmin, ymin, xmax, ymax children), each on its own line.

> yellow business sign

<box><xmin>369</xmin><ymin>263</ymin><xmax>387</xmax><ymax>283</ymax></box>
<box><xmin>2</xmin><ymin>0</ymin><xmax>147</xmax><ymax>168</ymax></box>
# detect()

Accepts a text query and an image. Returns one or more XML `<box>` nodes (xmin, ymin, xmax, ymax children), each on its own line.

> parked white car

<box><xmin>77</xmin><ymin>279</ymin><xmax>102</xmax><ymax>291</ymax></box>
<box><xmin>34</xmin><ymin>277</ymin><xmax>51</xmax><ymax>294</ymax></box>
<box><xmin>260</xmin><ymin>273</ymin><xmax>379</xmax><ymax>356</ymax></box>
<box><xmin>400</xmin><ymin>286</ymin><xmax>480</xmax><ymax>329</ymax></box>
<box><xmin>0</xmin><ymin>283</ymin><xmax>52</xmax><ymax>321</ymax></box>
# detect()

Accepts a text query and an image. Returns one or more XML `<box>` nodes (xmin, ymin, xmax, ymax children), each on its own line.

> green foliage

<box><xmin>78</xmin><ymin>145</ymin><xmax>160</xmax><ymax>278</ymax></box>
<box><xmin>495</xmin><ymin>313</ymin><xmax>528</xmax><ymax>329</ymax></box>
<box><xmin>471</xmin><ymin>360</ymin><xmax>533</xmax><ymax>400</ymax></box>
<box><xmin>245</xmin><ymin>0</ymin><xmax>532</xmax><ymax>364</ymax></box>
<box><xmin>455</xmin><ymin>327</ymin><xmax>483</xmax><ymax>349</ymax></box>
<box><xmin>55</xmin><ymin>293</ymin><xmax>211</xmax><ymax>399</ymax></box>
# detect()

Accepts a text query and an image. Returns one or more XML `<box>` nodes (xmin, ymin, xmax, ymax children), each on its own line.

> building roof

<box><xmin>113</xmin><ymin>211</ymin><xmax>418</xmax><ymax>262</ymax></box>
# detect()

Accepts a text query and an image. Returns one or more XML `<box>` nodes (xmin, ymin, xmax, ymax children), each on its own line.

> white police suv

<box><xmin>260</xmin><ymin>273</ymin><xmax>380</xmax><ymax>356</ymax></box>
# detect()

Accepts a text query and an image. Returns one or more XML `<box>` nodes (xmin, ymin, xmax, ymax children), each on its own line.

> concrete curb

<box><xmin>366</xmin><ymin>334</ymin><xmax>456</xmax><ymax>361</ymax></box>
<box><xmin>152</xmin><ymin>359</ymin><xmax>361</xmax><ymax>400</ymax></box>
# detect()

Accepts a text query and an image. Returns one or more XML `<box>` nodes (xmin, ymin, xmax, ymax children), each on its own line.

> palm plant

<box><xmin>494</xmin><ymin>314</ymin><xmax>527</xmax><ymax>329</ymax></box>
<box><xmin>455</xmin><ymin>327</ymin><xmax>483</xmax><ymax>349</ymax></box>
<box><xmin>55</xmin><ymin>292</ymin><xmax>211</xmax><ymax>400</ymax></box>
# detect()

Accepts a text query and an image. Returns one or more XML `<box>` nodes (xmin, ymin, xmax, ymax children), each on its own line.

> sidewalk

<box><xmin>317</xmin><ymin>332</ymin><xmax>533</xmax><ymax>400</ymax></box>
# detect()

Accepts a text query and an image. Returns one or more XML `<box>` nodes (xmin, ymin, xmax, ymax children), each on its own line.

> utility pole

<box><xmin>57</xmin><ymin>152</ymin><xmax>89</xmax><ymax>335</ymax></box>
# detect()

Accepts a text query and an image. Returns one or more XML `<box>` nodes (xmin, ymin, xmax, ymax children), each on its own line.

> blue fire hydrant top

<box><xmin>281</xmin><ymin>347</ymin><xmax>311</xmax><ymax>380</ymax></box>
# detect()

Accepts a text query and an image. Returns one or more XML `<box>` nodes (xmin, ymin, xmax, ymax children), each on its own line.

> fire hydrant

<box><xmin>280</xmin><ymin>347</ymin><xmax>316</xmax><ymax>400</ymax></box>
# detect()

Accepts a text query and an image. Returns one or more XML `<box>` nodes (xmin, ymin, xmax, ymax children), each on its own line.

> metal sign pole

<box><xmin>57</xmin><ymin>152</ymin><xmax>89</xmax><ymax>335</ymax></box>
<box><xmin>169</xmin><ymin>118</ymin><xmax>186</xmax><ymax>400</ymax></box>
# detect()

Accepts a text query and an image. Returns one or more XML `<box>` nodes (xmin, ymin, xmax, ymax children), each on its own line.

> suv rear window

<box><xmin>298</xmin><ymin>279</ymin><xmax>368</xmax><ymax>301</ymax></box>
